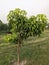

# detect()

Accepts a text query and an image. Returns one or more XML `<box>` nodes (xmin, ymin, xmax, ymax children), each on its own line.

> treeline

<box><xmin>0</xmin><ymin>20</ymin><xmax>9</xmax><ymax>33</ymax></box>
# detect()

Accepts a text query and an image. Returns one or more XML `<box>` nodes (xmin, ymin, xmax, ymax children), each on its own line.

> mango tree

<box><xmin>4</xmin><ymin>8</ymin><xmax>47</xmax><ymax>65</ymax></box>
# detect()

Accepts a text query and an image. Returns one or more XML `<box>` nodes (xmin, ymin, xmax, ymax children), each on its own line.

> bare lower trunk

<box><xmin>17</xmin><ymin>41</ymin><xmax>20</xmax><ymax>65</ymax></box>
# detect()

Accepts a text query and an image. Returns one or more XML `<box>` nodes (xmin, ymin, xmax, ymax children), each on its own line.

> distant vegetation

<box><xmin>0</xmin><ymin>20</ymin><xmax>9</xmax><ymax>34</ymax></box>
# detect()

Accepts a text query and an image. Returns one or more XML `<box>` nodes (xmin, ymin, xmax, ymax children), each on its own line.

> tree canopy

<box><xmin>4</xmin><ymin>8</ymin><xmax>48</xmax><ymax>44</ymax></box>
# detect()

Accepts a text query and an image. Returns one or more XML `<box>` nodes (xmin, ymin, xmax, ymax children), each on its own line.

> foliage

<box><xmin>7</xmin><ymin>8</ymin><xmax>30</xmax><ymax>43</ymax></box>
<box><xmin>29</xmin><ymin>14</ymin><xmax>47</xmax><ymax>36</ymax></box>
<box><xmin>6</xmin><ymin>8</ymin><xmax>47</xmax><ymax>44</ymax></box>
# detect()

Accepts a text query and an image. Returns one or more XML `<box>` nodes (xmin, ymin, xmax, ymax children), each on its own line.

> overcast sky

<box><xmin>0</xmin><ymin>0</ymin><xmax>49</xmax><ymax>23</ymax></box>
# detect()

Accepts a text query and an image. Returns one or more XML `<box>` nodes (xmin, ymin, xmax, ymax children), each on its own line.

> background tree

<box><xmin>36</xmin><ymin>14</ymin><xmax>47</xmax><ymax>31</ymax></box>
<box><xmin>4</xmin><ymin>8</ymin><xmax>47</xmax><ymax>65</ymax></box>
<box><xmin>29</xmin><ymin>14</ymin><xmax>47</xmax><ymax>36</ymax></box>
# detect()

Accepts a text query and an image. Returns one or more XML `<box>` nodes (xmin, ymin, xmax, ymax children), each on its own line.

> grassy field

<box><xmin>0</xmin><ymin>30</ymin><xmax>49</xmax><ymax>65</ymax></box>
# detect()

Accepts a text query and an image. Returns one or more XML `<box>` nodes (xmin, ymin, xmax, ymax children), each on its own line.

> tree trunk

<box><xmin>17</xmin><ymin>41</ymin><xmax>20</xmax><ymax>65</ymax></box>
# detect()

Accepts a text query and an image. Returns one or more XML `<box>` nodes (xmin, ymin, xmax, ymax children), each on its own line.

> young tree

<box><xmin>4</xmin><ymin>8</ymin><xmax>47</xmax><ymax>65</ymax></box>
<box><xmin>7</xmin><ymin>8</ymin><xmax>30</xmax><ymax>65</ymax></box>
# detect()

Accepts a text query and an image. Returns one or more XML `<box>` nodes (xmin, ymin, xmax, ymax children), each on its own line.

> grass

<box><xmin>0</xmin><ymin>30</ymin><xmax>49</xmax><ymax>65</ymax></box>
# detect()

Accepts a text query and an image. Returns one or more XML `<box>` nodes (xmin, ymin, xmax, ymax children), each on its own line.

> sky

<box><xmin>0</xmin><ymin>0</ymin><xmax>49</xmax><ymax>23</ymax></box>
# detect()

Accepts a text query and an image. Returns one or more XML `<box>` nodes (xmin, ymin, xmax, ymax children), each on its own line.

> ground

<box><xmin>0</xmin><ymin>30</ymin><xmax>49</xmax><ymax>65</ymax></box>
